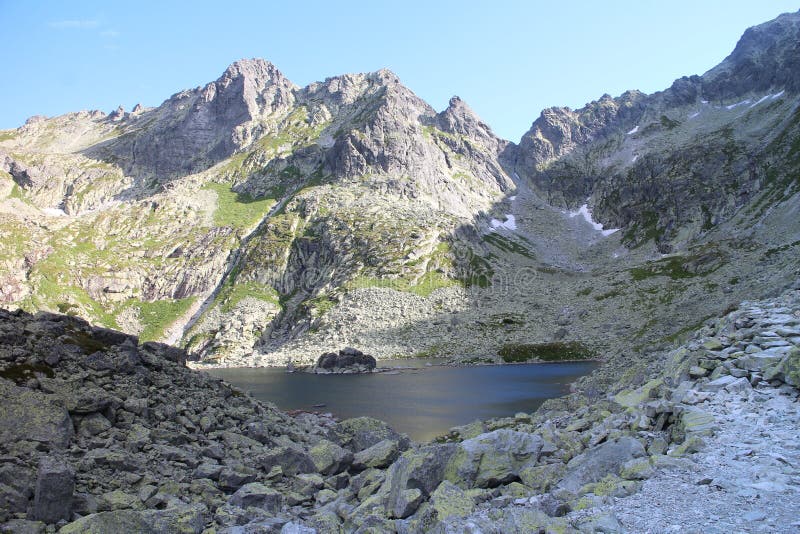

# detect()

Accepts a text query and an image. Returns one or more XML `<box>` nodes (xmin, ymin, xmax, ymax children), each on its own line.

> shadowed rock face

<box><xmin>312</xmin><ymin>347</ymin><xmax>377</xmax><ymax>373</ymax></box>
<box><xmin>511</xmin><ymin>10</ymin><xmax>800</xmax><ymax>250</ymax></box>
<box><xmin>702</xmin><ymin>10</ymin><xmax>800</xmax><ymax>99</ymax></box>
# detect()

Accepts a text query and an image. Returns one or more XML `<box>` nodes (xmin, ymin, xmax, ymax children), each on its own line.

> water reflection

<box><xmin>207</xmin><ymin>360</ymin><xmax>596</xmax><ymax>442</ymax></box>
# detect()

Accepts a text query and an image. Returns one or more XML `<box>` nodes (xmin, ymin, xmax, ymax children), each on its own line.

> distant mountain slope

<box><xmin>0</xmin><ymin>10</ymin><xmax>798</xmax><ymax>367</ymax></box>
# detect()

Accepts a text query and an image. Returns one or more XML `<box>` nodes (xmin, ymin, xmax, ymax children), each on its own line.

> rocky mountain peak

<box><xmin>702</xmin><ymin>9</ymin><xmax>800</xmax><ymax>99</ymax></box>
<box><xmin>88</xmin><ymin>58</ymin><xmax>298</xmax><ymax>179</ymax></box>
<box><xmin>435</xmin><ymin>95</ymin><xmax>506</xmax><ymax>152</ymax></box>
<box><xmin>205</xmin><ymin>57</ymin><xmax>297</xmax><ymax>117</ymax></box>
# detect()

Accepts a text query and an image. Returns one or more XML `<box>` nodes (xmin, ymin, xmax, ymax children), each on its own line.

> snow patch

<box><xmin>688</xmin><ymin>111</ymin><xmax>701</xmax><ymax>119</ymax></box>
<box><xmin>701</xmin><ymin>100</ymin><xmax>709</xmax><ymax>104</ymax></box>
<box><xmin>750</xmin><ymin>94</ymin><xmax>772</xmax><ymax>108</ymax></box>
<box><xmin>631</xmin><ymin>155</ymin><xmax>639</xmax><ymax>163</ymax></box>
<box><xmin>569</xmin><ymin>204</ymin><xmax>619</xmax><ymax>236</ymax></box>
<box><xmin>726</xmin><ymin>100</ymin><xmax>750</xmax><ymax>110</ymax></box>
<box><xmin>42</xmin><ymin>208</ymin><xmax>66</xmax><ymax>217</ymax></box>
<box><xmin>490</xmin><ymin>214</ymin><xmax>517</xmax><ymax>231</ymax></box>
<box><xmin>771</xmin><ymin>90</ymin><xmax>785</xmax><ymax>99</ymax></box>
<box><xmin>513</xmin><ymin>172</ymin><xmax>521</xmax><ymax>181</ymax></box>
<box><xmin>627</xmin><ymin>126</ymin><xmax>639</xmax><ymax>135</ymax></box>
<box><xmin>509</xmin><ymin>195</ymin><xmax>517</xmax><ymax>201</ymax></box>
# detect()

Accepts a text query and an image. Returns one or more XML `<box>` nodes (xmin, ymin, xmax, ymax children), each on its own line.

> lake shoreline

<box><xmin>189</xmin><ymin>355</ymin><xmax>603</xmax><ymax>372</ymax></box>
<box><xmin>205</xmin><ymin>359</ymin><xmax>599</xmax><ymax>442</ymax></box>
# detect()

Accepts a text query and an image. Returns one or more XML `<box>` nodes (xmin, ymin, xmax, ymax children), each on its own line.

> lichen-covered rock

<box><xmin>257</xmin><ymin>446</ymin><xmax>316</xmax><ymax>477</ymax></box>
<box><xmin>352</xmin><ymin>439</ymin><xmax>400</xmax><ymax>470</ymax></box>
<box><xmin>428</xmin><ymin>480</ymin><xmax>475</xmax><ymax>521</ymax></box>
<box><xmin>519</xmin><ymin>462</ymin><xmax>566</xmax><ymax>493</ymax></box>
<box><xmin>445</xmin><ymin>430</ymin><xmax>543</xmax><ymax>488</ymax></box>
<box><xmin>558</xmin><ymin>437</ymin><xmax>646</xmax><ymax>493</ymax></box>
<box><xmin>0</xmin><ymin>381</ymin><xmax>73</xmax><ymax>450</ymax></box>
<box><xmin>308</xmin><ymin>439</ymin><xmax>353</xmax><ymax>475</ymax></box>
<box><xmin>329</xmin><ymin>417</ymin><xmax>409</xmax><ymax>453</ymax></box>
<box><xmin>228</xmin><ymin>483</ymin><xmax>282</xmax><ymax>513</ymax></box>
<box><xmin>58</xmin><ymin>510</ymin><xmax>152</xmax><ymax>534</ymax></box>
<box><xmin>32</xmin><ymin>457</ymin><xmax>73</xmax><ymax>523</ymax></box>
<box><xmin>383</xmin><ymin>444</ymin><xmax>457</xmax><ymax>518</ymax></box>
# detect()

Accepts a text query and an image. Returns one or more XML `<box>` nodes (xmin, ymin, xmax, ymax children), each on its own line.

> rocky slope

<box><xmin>2</xmin><ymin>13</ymin><xmax>799</xmax><ymax>369</ymax></box>
<box><xmin>1</xmin><ymin>269</ymin><xmax>798</xmax><ymax>532</ymax></box>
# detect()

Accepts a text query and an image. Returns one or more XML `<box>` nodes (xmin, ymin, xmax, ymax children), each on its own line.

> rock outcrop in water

<box><xmin>310</xmin><ymin>347</ymin><xmax>378</xmax><ymax>374</ymax></box>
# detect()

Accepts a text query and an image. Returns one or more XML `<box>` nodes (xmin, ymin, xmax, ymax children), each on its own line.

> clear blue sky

<box><xmin>0</xmin><ymin>1</ymin><xmax>795</xmax><ymax>141</ymax></box>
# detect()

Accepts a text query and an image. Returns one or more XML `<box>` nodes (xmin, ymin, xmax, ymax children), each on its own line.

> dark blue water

<box><xmin>207</xmin><ymin>360</ymin><xmax>596</xmax><ymax>441</ymax></box>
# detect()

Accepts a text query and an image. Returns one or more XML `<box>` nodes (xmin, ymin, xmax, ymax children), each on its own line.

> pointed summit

<box><xmin>702</xmin><ymin>9</ymin><xmax>800</xmax><ymax>98</ymax></box>
<box><xmin>436</xmin><ymin>95</ymin><xmax>503</xmax><ymax>147</ymax></box>
<box><xmin>93</xmin><ymin>58</ymin><xmax>298</xmax><ymax>177</ymax></box>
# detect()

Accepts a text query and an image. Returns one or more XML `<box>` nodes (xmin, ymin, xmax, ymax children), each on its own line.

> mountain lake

<box><xmin>207</xmin><ymin>360</ymin><xmax>598</xmax><ymax>441</ymax></box>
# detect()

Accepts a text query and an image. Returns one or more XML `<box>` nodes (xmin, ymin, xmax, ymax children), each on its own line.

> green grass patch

<box><xmin>219</xmin><ymin>281</ymin><xmax>279</xmax><ymax>312</ymax></box>
<box><xmin>306</xmin><ymin>295</ymin><xmax>337</xmax><ymax>316</ymax></box>
<box><xmin>133</xmin><ymin>297</ymin><xmax>196</xmax><ymax>342</ymax></box>
<box><xmin>204</xmin><ymin>182</ymin><xmax>276</xmax><ymax>230</ymax></box>
<box><xmin>348</xmin><ymin>270</ymin><xmax>458</xmax><ymax>297</ymax></box>
<box><xmin>0</xmin><ymin>130</ymin><xmax>16</xmax><ymax>142</ymax></box>
<box><xmin>764</xmin><ymin>240</ymin><xmax>800</xmax><ymax>259</ymax></box>
<box><xmin>498</xmin><ymin>342</ymin><xmax>596</xmax><ymax>363</ymax></box>
<box><xmin>630</xmin><ymin>256</ymin><xmax>698</xmax><ymax>281</ymax></box>
<box><xmin>483</xmin><ymin>232</ymin><xmax>536</xmax><ymax>259</ymax></box>
<box><xmin>594</xmin><ymin>288</ymin><xmax>622</xmax><ymax>301</ymax></box>
<box><xmin>660</xmin><ymin>315</ymin><xmax>716</xmax><ymax>345</ymax></box>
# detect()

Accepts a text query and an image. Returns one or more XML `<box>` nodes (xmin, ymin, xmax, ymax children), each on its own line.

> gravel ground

<box><xmin>590</xmin><ymin>384</ymin><xmax>800</xmax><ymax>533</ymax></box>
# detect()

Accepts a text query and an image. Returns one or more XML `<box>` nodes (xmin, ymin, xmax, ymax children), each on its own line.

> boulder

<box><xmin>308</xmin><ymin>439</ymin><xmax>353</xmax><ymax>475</ymax></box>
<box><xmin>429</xmin><ymin>480</ymin><xmax>475</xmax><ymax>521</ymax></box>
<box><xmin>228</xmin><ymin>483</ymin><xmax>282</xmax><ymax>513</ymax></box>
<box><xmin>311</xmin><ymin>348</ymin><xmax>377</xmax><ymax>374</ymax></box>
<box><xmin>384</xmin><ymin>444</ymin><xmax>457</xmax><ymax>518</ymax></box>
<box><xmin>329</xmin><ymin>417</ymin><xmax>409</xmax><ymax>453</ymax></box>
<box><xmin>558</xmin><ymin>437</ymin><xmax>646</xmax><ymax>493</ymax></box>
<box><xmin>32</xmin><ymin>458</ymin><xmax>74</xmax><ymax>523</ymax></box>
<box><xmin>446</xmin><ymin>430</ymin><xmax>544</xmax><ymax>488</ymax></box>
<box><xmin>257</xmin><ymin>446</ymin><xmax>316</xmax><ymax>476</ymax></box>
<box><xmin>352</xmin><ymin>439</ymin><xmax>400</xmax><ymax>470</ymax></box>
<box><xmin>58</xmin><ymin>510</ymin><xmax>152</xmax><ymax>533</ymax></box>
<box><xmin>141</xmin><ymin>502</ymin><xmax>208</xmax><ymax>533</ymax></box>
<box><xmin>735</xmin><ymin>351</ymin><xmax>788</xmax><ymax>372</ymax></box>
<box><xmin>763</xmin><ymin>348</ymin><xmax>800</xmax><ymax>386</ymax></box>
<box><xmin>0</xmin><ymin>381</ymin><xmax>73</xmax><ymax>449</ymax></box>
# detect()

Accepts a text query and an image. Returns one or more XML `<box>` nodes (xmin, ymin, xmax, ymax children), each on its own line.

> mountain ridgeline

<box><xmin>1</xmin><ymin>10</ymin><xmax>799</xmax><ymax>371</ymax></box>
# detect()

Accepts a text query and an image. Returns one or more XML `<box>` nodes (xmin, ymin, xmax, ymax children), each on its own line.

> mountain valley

<box><xmin>1</xmin><ymin>8</ymin><xmax>800</xmax><ymax>533</ymax></box>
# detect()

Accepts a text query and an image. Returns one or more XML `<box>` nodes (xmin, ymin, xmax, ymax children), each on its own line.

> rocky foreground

<box><xmin>0</xmin><ymin>288</ymin><xmax>799</xmax><ymax>533</ymax></box>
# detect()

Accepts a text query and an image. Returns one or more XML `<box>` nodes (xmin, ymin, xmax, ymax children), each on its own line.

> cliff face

<box><xmin>0</xmin><ymin>11</ymin><xmax>799</xmax><ymax>366</ymax></box>
<box><xmin>511</xmin><ymin>10</ymin><xmax>800</xmax><ymax>252</ymax></box>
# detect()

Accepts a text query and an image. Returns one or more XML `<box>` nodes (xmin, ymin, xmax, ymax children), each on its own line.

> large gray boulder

<box><xmin>329</xmin><ymin>417</ymin><xmax>409</xmax><ymax>453</ymax></box>
<box><xmin>383</xmin><ymin>444</ymin><xmax>457</xmax><ymax>519</ymax></box>
<box><xmin>228</xmin><ymin>483</ymin><xmax>282</xmax><ymax>513</ymax></box>
<box><xmin>558</xmin><ymin>437</ymin><xmax>647</xmax><ymax>493</ymax></box>
<box><xmin>446</xmin><ymin>429</ymin><xmax>544</xmax><ymax>488</ymax></box>
<box><xmin>308</xmin><ymin>439</ymin><xmax>353</xmax><ymax>475</ymax></box>
<box><xmin>32</xmin><ymin>457</ymin><xmax>74</xmax><ymax>523</ymax></box>
<box><xmin>0</xmin><ymin>381</ymin><xmax>73</xmax><ymax>450</ymax></box>
<box><xmin>257</xmin><ymin>446</ymin><xmax>316</xmax><ymax>476</ymax></box>
<box><xmin>352</xmin><ymin>439</ymin><xmax>400</xmax><ymax>470</ymax></box>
